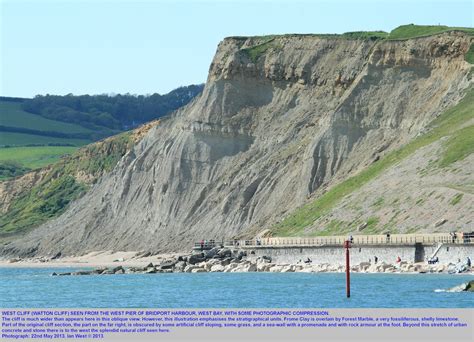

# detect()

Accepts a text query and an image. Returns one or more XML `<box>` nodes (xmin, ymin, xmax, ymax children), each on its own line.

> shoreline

<box><xmin>0</xmin><ymin>251</ymin><xmax>178</xmax><ymax>269</ymax></box>
<box><xmin>0</xmin><ymin>250</ymin><xmax>472</xmax><ymax>275</ymax></box>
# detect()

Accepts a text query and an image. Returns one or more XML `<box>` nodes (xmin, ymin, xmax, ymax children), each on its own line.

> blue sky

<box><xmin>1</xmin><ymin>0</ymin><xmax>472</xmax><ymax>97</ymax></box>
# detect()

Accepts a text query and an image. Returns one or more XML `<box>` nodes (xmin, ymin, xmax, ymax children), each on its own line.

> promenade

<box><xmin>195</xmin><ymin>233</ymin><xmax>474</xmax><ymax>250</ymax></box>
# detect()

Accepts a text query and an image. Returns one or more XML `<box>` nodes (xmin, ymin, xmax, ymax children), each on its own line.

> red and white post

<box><xmin>344</xmin><ymin>240</ymin><xmax>351</xmax><ymax>298</ymax></box>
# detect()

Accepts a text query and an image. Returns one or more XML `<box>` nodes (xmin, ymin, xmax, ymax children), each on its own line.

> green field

<box><xmin>0</xmin><ymin>99</ymin><xmax>92</xmax><ymax>179</ymax></box>
<box><xmin>0</xmin><ymin>100</ymin><xmax>92</xmax><ymax>149</ymax></box>
<box><xmin>0</xmin><ymin>132</ymin><xmax>89</xmax><ymax>147</ymax></box>
<box><xmin>0</xmin><ymin>146</ymin><xmax>78</xmax><ymax>170</ymax></box>
<box><xmin>0</xmin><ymin>101</ymin><xmax>92</xmax><ymax>134</ymax></box>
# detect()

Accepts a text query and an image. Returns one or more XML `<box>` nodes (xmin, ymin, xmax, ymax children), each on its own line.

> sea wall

<box><xmin>243</xmin><ymin>244</ymin><xmax>474</xmax><ymax>265</ymax></box>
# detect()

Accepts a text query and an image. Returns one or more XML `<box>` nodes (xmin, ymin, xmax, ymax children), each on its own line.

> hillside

<box><xmin>1</xmin><ymin>26</ymin><xmax>473</xmax><ymax>257</ymax></box>
<box><xmin>0</xmin><ymin>120</ymin><xmax>159</xmax><ymax>238</ymax></box>
<box><xmin>0</xmin><ymin>85</ymin><xmax>203</xmax><ymax>179</ymax></box>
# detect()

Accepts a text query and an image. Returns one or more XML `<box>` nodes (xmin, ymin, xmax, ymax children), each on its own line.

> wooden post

<box><xmin>344</xmin><ymin>240</ymin><xmax>351</xmax><ymax>298</ymax></box>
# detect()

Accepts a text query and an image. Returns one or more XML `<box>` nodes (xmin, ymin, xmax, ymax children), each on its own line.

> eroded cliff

<box><xmin>2</xmin><ymin>31</ymin><xmax>473</xmax><ymax>256</ymax></box>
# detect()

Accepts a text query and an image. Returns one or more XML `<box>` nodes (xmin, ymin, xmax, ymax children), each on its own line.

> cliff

<box><xmin>2</xmin><ymin>30</ymin><xmax>473</xmax><ymax>256</ymax></box>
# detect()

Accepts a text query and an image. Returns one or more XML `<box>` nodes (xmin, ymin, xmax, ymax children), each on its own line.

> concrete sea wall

<box><xmin>243</xmin><ymin>244</ymin><xmax>474</xmax><ymax>265</ymax></box>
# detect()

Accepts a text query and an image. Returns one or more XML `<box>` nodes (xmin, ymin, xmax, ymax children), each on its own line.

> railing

<box><xmin>207</xmin><ymin>233</ymin><xmax>474</xmax><ymax>248</ymax></box>
<box><xmin>193</xmin><ymin>240</ymin><xmax>235</xmax><ymax>250</ymax></box>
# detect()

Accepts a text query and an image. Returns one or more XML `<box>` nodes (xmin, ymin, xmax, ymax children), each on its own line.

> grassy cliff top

<box><xmin>228</xmin><ymin>24</ymin><xmax>474</xmax><ymax>41</ymax></box>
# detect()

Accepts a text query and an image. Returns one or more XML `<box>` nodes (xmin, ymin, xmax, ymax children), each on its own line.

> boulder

<box><xmin>188</xmin><ymin>253</ymin><xmax>206</xmax><ymax>265</ymax></box>
<box><xmin>256</xmin><ymin>262</ymin><xmax>269</xmax><ymax>272</ymax></box>
<box><xmin>115</xmin><ymin>268</ymin><xmax>125</xmax><ymax>274</ymax></box>
<box><xmin>296</xmin><ymin>266</ymin><xmax>313</xmax><ymax>273</ymax></box>
<box><xmin>464</xmin><ymin>281</ymin><xmax>474</xmax><ymax>292</ymax></box>
<box><xmin>261</xmin><ymin>255</ymin><xmax>272</xmax><ymax>263</ymax></box>
<box><xmin>230</xmin><ymin>262</ymin><xmax>256</xmax><ymax>272</ymax></box>
<box><xmin>100</xmin><ymin>270</ymin><xmax>114</xmax><ymax>275</ymax></box>
<box><xmin>8</xmin><ymin>258</ymin><xmax>21</xmax><ymax>263</ymax></box>
<box><xmin>159</xmin><ymin>259</ymin><xmax>177</xmax><ymax>270</ymax></box>
<box><xmin>221</xmin><ymin>257</ymin><xmax>232</xmax><ymax>266</ymax></box>
<box><xmin>210</xmin><ymin>264</ymin><xmax>225</xmax><ymax>272</ymax></box>
<box><xmin>191</xmin><ymin>268</ymin><xmax>206</xmax><ymax>273</ymax></box>
<box><xmin>223</xmin><ymin>263</ymin><xmax>239</xmax><ymax>272</ymax></box>
<box><xmin>269</xmin><ymin>265</ymin><xmax>284</xmax><ymax>272</ymax></box>
<box><xmin>173</xmin><ymin>261</ymin><xmax>186</xmax><ymax>272</ymax></box>
<box><xmin>87</xmin><ymin>269</ymin><xmax>103</xmax><ymax>275</ymax></box>
<box><xmin>205</xmin><ymin>247</ymin><xmax>220</xmax><ymax>259</ymax></box>
<box><xmin>112</xmin><ymin>266</ymin><xmax>124</xmax><ymax>274</ymax></box>
<box><xmin>184</xmin><ymin>265</ymin><xmax>201</xmax><ymax>273</ymax></box>
<box><xmin>281</xmin><ymin>265</ymin><xmax>295</xmax><ymax>273</ymax></box>
<box><xmin>217</xmin><ymin>248</ymin><xmax>232</xmax><ymax>258</ymax></box>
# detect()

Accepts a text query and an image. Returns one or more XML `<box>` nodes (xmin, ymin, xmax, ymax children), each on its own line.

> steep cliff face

<box><xmin>2</xmin><ymin>32</ymin><xmax>473</xmax><ymax>256</ymax></box>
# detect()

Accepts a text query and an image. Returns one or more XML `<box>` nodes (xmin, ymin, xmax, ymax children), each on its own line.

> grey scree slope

<box><xmin>3</xmin><ymin>32</ymin><xmax>473</xmax><ymax>256</ymax></box>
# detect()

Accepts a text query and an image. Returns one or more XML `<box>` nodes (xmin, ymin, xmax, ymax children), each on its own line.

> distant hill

<box><xmin>0</xmin><ymin>84</ymin><xmax>204</xmax><ymax>179</ymax></box>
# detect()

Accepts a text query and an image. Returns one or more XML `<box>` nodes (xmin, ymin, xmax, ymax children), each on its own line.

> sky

<box><xmin>0</xmin><ymin>0</ymin><xmax>472</xmax><ymax>98</ymax></box>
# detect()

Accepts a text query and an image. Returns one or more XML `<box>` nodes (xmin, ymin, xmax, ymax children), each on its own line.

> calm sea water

<box><xmin>0</xmin><ymin>268</ymin><xmax>472</xmax><ymax>308</ymax></box>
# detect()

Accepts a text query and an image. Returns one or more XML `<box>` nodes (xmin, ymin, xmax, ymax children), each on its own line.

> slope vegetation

<box><xmin>0</xmin><ymin>121</ymin><xmax>158</xmax><ymax>237</ymax></box>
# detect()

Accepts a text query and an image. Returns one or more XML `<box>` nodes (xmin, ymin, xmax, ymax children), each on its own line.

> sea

<box><xmin>0</xmin><ymin>268</ymin><xmax>472</xmax><ymax>308</ymax></box>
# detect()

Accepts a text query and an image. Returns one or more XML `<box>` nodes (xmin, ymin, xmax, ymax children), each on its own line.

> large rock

<box><xmin>173</xmin><ymin>261</ymin><xmax>187</xmax><ymax>272</ymax></box>
<box><xmin>205</xmin><ymin>247</ymin><xmax>220</xmax><ymax>259</ymax></box>
<box><xmin>191</xmin><ymin>268</ymin><xmax>206</xmax><ymax>273</ymax></box>
<box><xmin>210</xmin><ymin>264</ymin><xmax>225</xmax><ymax>272</ymax></box>
<box><xmin>188</xmin><ymin>253</ymin><xmax>206</xmax><ymax>265</ymax></box>
<box><xmin>184</xmin><ymin>265</ymin><xmax>201</xmax><ymax>273</ymax></box>
<box><xmin>464</xmin><ymin>280</ymin><xmax>474</xmax><ymax>292</ymax></box>
<box><xmin>112</xmin><ymin>266</ymin><xmax>124</xmax><ymax>274</ymax></box>
<box><xmin>269</xmin><ymin>265</ymin><xmax>285</xmax><ymax>273</ymax></box>
<box><xmin>217</xmin><ymin>248</ymin><xmax>232</xmax><ymax>258</ymax></box>
<box><xmin>159</xmin><ymin>259</ymin><xmax>177</xmax><ymax>270</ymax></box>
<box><xmin>280</xmin><ymin>265</ymin><xmax>295</xmax><ymax>273</ymax></box>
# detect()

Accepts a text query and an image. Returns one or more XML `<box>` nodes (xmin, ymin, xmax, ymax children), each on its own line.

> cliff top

<box><xmin>227</xmin><ymin>24</ymin><xmax>474</xmax><ymax>41</ymax></box>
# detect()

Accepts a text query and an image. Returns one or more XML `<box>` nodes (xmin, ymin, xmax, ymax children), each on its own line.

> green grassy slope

<box><xmin>0</xmin><ymin>132</ymin><xmax>135</xmax><ymax>236</ymax></box>
<box><xmin>388</xmin><ymin>24</ymin><xmax>474</xmax><ymax>40</ymax></box>
<box><xmin>0</xmin><ymin>101</ymin><xmax>93</xmax><ymax>134</ymax></box>
<box><xmin>0</xmin><ymin>132</ymin><xmax>90</xmax><ymax>147</ymax></box>
<box><xmin>272</xmin><ymin>88</ymin><xmax>474</xmax><ymax>237</ymax></box>
<box><xmin>0</xmin><ymin>99</ymin><xmax>94</xmax><ymax>178</ymax></box>
<box><xmin>0</xmin><ymin>146</ymin><xmax>78</xmax><ymax>172</ymax></box>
